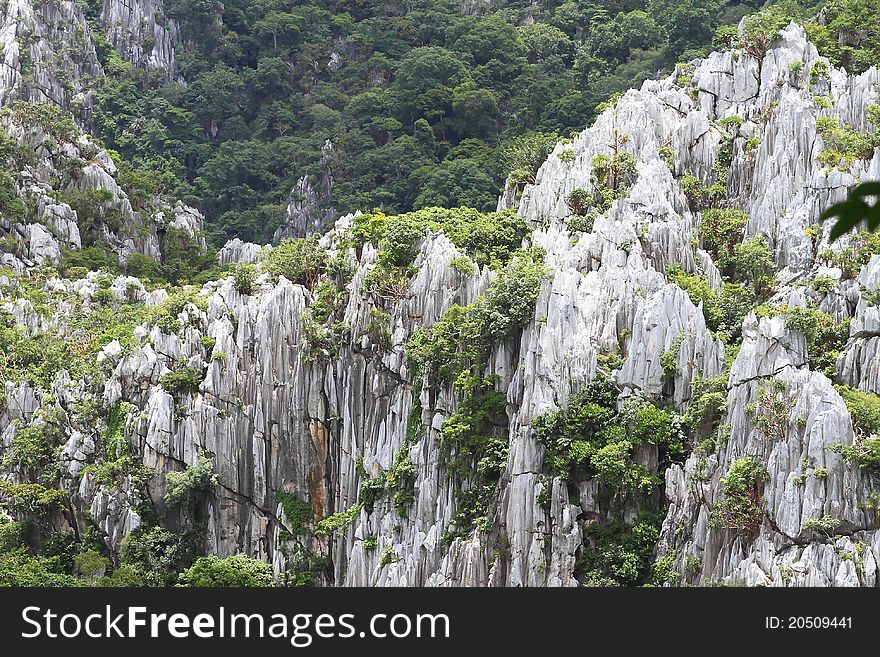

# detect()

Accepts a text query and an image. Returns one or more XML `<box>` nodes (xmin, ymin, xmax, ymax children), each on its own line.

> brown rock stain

<box><xmin>307</xmin><ymin>418</ymin><xmax>328</xmax><ymax>519</ymax></box>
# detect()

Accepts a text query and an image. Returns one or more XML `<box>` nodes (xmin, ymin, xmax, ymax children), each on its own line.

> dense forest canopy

<box><xmin>87</xmin><ymin>0</ymin><xmax>879</xmax><ymax>246</ymax></box>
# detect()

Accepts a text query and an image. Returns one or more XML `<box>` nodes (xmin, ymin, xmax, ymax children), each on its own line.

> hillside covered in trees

<box><xmin>87</xmin><ymin>0</ymin><xmax>873</xmax><ymax>245</ymax></box>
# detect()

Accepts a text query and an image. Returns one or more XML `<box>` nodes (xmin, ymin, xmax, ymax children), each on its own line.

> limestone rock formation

<box><xmin>1</xmin><ymin>13</ymin><xmax>880</xmax><ymax>588</ymax></box>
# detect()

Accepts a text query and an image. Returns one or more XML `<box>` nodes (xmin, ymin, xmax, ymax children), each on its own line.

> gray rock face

<box><xmin>101</xmin><ymin>0</ymin><xmax>180</xmax><ymax>78</ymax></box>
<box><xmin>218</xmin><ymin>239</ymin><xmax>266</xmax><ymax>266</ymax></box>
<box><xmin>273</xmin><ymin>141</ymin><xmax>336</xmax><ymax>240</ymax></box>
<box><xmin>2</xmin><ymin>18</ymin><xmax>880</xmax><ymax>588</ymax></box>
<box><xmin>0</xmin><ymin>0</ymin><xmax>103</xmax><ymax>117</ymax></box>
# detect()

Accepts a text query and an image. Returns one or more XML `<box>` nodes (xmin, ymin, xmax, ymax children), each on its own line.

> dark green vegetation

<box><xmin>532</xmin><ymin>376</ymin><xmax>690</xmax><ymax>586</ymax></box>
<box><xmin>81</xmin><ymin>0</ymin><xmax>879</xmax><ymax>245</ymax></box>
<box><xmin>710</xmin><ymin>456</ymin><xmax>768</xmax><ymax>534</ymax></box>
<box><xmin>832</xmin><ymin>386</ymin><xmax>880</xmax><ymax>473</ymax></box>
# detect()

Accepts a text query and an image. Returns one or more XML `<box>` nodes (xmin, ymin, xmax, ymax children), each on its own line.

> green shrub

<box><xmin>263</xmin><ymin>236</ymin><xmax>327</xmax><ymax>290</ymax></box>
<box><xmin>440</xmin><ymin>378</ymin><xmax>507</xmax><ymax>477</ymax></box>
<box><xmin>407</xmin><ymin>248</ymin><xmax>544</xmax><ymax>384</ymax></box>
<box><xmin>59</xmin><ymin>246</ymin><xmax>119</xmax><ymax>276</ymax></box>
<box><xmin>378</xmin><ymin>546</ymin><xmax>400</xmax><ymax>567</ymax></box>
<box><xmin>117</xmin><ymin>525</ymin><xmax>203</xmax><ymax>586</ymax></box>
<box><xmin>730</xmin><ymin>236</ymin><xmax>775</xmax><ymax>296</ymax></box>
<box><xmin>4</xmin><ymin>423</ymin><xmax>61</xmax><ymax>475</ymax></box>
<box><xmin>831</xmin><ymin>437</ymin><xmax>880</xmax><ymax>473</ymax></box>
<box><xmin>0</xmin><ymin>548</ymin><xmax>82</xmax><ymax>587</ymax></box>
<box><xmin>151</xmin><ymin>287</ymin><xmax>207</xmax><ymax>334</ymax></box>
<box><xmin>815</xmin><ymin>108</ymin><xmax>880</xmax><ymax>170</ymax></box>
<box><xmin>164</xmin><ymin>454</ymin><xmax>218</xmax><ymax>507</ymax></box>
<box><xmin>449</xmin><ymin>256</ymin><xmax>476</xmax><ymax>276</ymax></box>
<box><xmin>177</xmin><ymin>554</ymin><xmax>275</xmax><ymax>587</ymax></box>
<box><xmin>353</xmin><ymin>206</ymin><xmax>530</xmax><ymax>271</ymax></box>
<box><xmin>811</xmin><ymin>274</ymin><xmax>837</xmax><ymax>295</ymax></box>
<box><xmin>681</xmin><ymin>175</ymin><xmax>724</xmax><ymax>212</ymax></box>
<box><xmin>660</xmin><ymin>332</ymin><xmax>685</xmax><ymax>382</ymax></box>
<box><xmin>441</xmin><ymin>483</ymin><xmax>494</xmax><ymax>545</ymax></box>
<box><xmin>685</xmin><ymin>376</ymin><xmax>728</xmax><ymax>446</ymax></box>
<box><xmin>802</xmin><ymin>516</ymin><xmax>840</xmax><ymax>535</ymax></box>
<box><xmin>314</xmin><ymin>503</ymin><xmax>362</xmax><ymax>537</ymax></box>
<box><xmin>711</xmin><ymin>457</ymin><xmax>768</xmax><ymax>533</ymax></box>
<box><xmin>533</xmin><ymin>376</ymin><xmax>683</xmax><ymax>492</ymax></box>
<box><xmin>778</xmin><ymin>306</ymin><xmax>850</xmax><ymax>376</ymax></box>
<box><xmin>159</xmin><ymin>366</ymin><xmax>203</xmax><ymax>396</ymax></box>
<box><xmin>0</xmin><ymin>481</ymin><xmax>68</xmax><ymax>515</ymax></box>
<box><xmin>124</xmin><ymin>253</ymin><xmax>161</xmax><ymax>280</ymax></box>
<box><xmin>699</xmin><ymin>208</ymin><xmax>749</xmax><ymax>271</ymax></box>
<box><xmin>575</xmin><ymin>511</ymin><xmax>662</xmax><ymax>587</ymax></box>
<box><xmin>276</xmin><ymin>491</ymin><xmax>314</xmax><ymax>536</ymax></box>
<box><xmin>500</xmin><ymin>131</ymin><xmax>560</xmax><ymax>184</ymax></box>
<box><xmin>565</xmin><ymin>188</ymin><xmax>592</xmax><ymax>216</ymax></box>
<box><xmin>837</xmin><ymin>386</ymin><xmax>880</xmax><ymax>438</ymax></box>
<box><xmin>231</xmin><ymin>262</ymin><xmax>258</xmax><ymax>295</ymax></box>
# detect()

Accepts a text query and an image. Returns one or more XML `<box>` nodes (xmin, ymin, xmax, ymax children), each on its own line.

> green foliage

<box><xmin>681</xmin><ymin>174</ymin><xmax>725</xmax><ymax>212</ymax></box>
<box><xmin>314</xmin><ymin>503</ymin><xmax>362</xmax><ymax>537</ymax></box>
<box><xmin>821</xmin><ymin>182</ymin><xmax>880</xmax><ymax>242</ymax></box>
<box><xmin>815</xmin><ymin>110</ymin><xmax>880</xmax><ymax>171</ymax></box>
<box><xmin>756</xmin><ymin>305</ymin><xmax>850</xmax><ymax>376</ymax></box>
<box><xmin>811</xmin><ymin>274</ymin><xmax>837</xmax><ymax>295</ymax></box>
<box><xmin>3</xmin><ymin>100</ymin><xmax>79</xmax><ymax>144</ymax></box>
<box><xmin>565</xmin><ymin>188</ymin><xmax>593</xmax><ymax>216</ymax></box>
<box><xmin>406</xmin><ymin>248</ymin><xmax>545</xmax><ymax>385</ymax></box>
<box><xmin>3</xmin><ymin>422</ymin><xmax>62</xmax><ymax>477</ymax></box>
<box><xmin>263</xmin><ymin>236</ymin><xmax>327</xmax><ymax>290</ymax></box>
<box><xmin>739</xmin><ymin>5</ymin><xmax>791</xmax><ymax>61</ymax></box>
<box><xmin>378</xmin><ymin>546</ymin><xmax>400</xmax><ymax>568</ymax></box>
<box><xmin>802</xmin><ymin>515</ymin><xmax>840</xmax><ymax>535</ymax></box>
<box><xmin>449</xmin><ymin>256</ymin><xmax>476</xmax><ymax>276</ymax></box>
<box><xmin>665</xmin><ymin>264</ymin><xmax>755</xmax><ymax>342</ymax></box>
<box><xmin>231</xmin><ymin>262</ymin><xmax>258</xmax><ymax>295</ymax></box>
<box><xmin>159</xmin><ymin>366</ymin><xmax>204</xmax><ymax>396</ymax></box>
<box><xmin>440</xmin><ymin>378</ymin><xmax>508</xmax><ymax>477</ymax></box>
<box><xmin>837</xmin><ymin>386</ymin><xmax>880</xmax><ymax>438</ymax></box>
<box><xmin>831</xmin><ymin>437</ymin><xmax>880</xmax><ymax>473</ymax></box>
<box><xmin>177</xmin><ymin>554</ymin><xmax>276</xmax><ymax>587</ymax></box>
<box><xmin>807</xmin><ymin>0</ymin><xmax>880</xmax><ymax>74</ymax></box>
<box><xmin>164</xmin><ymin>454</ymin><xmax>218</xmax><ymax>507</ymax></box>
<box><xmin>533</xmin><ymin>375</ymin><xmax>684</xmax><ymax>492</ymax></box>
<box><xmin>158</xmin><ymin>226</ymin><xmax>221</xmax><ymax>286</ymax></box>
<box><xmin>441</xmin><ymin>483</ymin><xmax>494</xmax><ymax>545</ymax></box>
<box><xmin>353</xmin><ymin>206</ymin><xmax>530</xmax><ymax>272</ymax></box>
<box><xmin>747</xmin><ymin>379</ymin><xmax>795</xmax><ymax>442</ymax></box>
<box><xmin>59</xmin><ymin>246</ymin><xmax>119</xmax><ymax>276</ymax></box>
<box><xmin>501</xmin><ymin>131</ymin><xmax>560</xmax><ymax>184</ymax></box>
<box><xmin>116</xmin><ymin>525</ymin><xmax>204</xmax><ymax>586</ymax></box>
<box><xmin>585</xmin><ymin>150</ymin><xmax>638</xmax><ymax>213</ymax></box>
<box><xmin>277</xmin><ymin>491</ymin><xmax>314</xmax><ymax>536</ymax></box>
<box><xmin>660</xmin><ymin>332</ymin><xmax>685</xmax><ymax>381</ymax></box>
<box><xmin>711</xmin><ymin>457</ymin><xmax>768</xmax><ymax>533</ymax></box>
<box><xmin>684</xmin><ymin>375</ymin><xmax>729</xmax><ymax>447</ymax></box>
<box><xmin>0</xmin><ymin>548</ymin><xmax>82</xmax><ymax>587</ymax></box>
<box><xmin>699</xmin><ymin>208</ymin><xmax>749</xmax><ymax>272</ymax></box>
<box><xmin>831</xmin><ymin>386</ymin><xmax>880</xmax><ymax>473</ymax></box>
<box><xmin>576</xmin><ymin>511</ymin><xmax>662</xmax><ymax>587</ymax></box>
<box><xmin>83</xmin><ymin>0</ymin><xmax>790</xmax><ymax>245</ymax></box>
